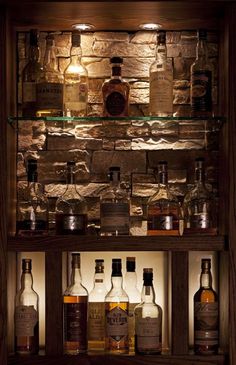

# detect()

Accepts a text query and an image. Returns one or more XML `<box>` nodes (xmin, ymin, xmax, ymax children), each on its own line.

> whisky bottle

<box><xmin>63</xmin><ymin>30</ymin><xmax>88</xmax><ymax>117</ymax></box>
<box><xmin>16</xmin><ymin>158</ymin><xmax>48</xmax><ymax>236</ymax></box>
<box><xmin>149</xmin><ymin>30</ymin><xmax>173</xmax><ymax>116</ymax></box>
<box><xmin>22</xmin><ymin>29</ymin><xmax>41</xmax><ymax>117</ymax></box>
<box><xmin>36</xmin><ymin>33</ymin><xmax>63</xmax><ymax>117</ymax></box>
<box><xmin>63</xmin><ymin>253</ymin><xmax>88</xmax><ymax>354</ymax></box>
<box><xmin>88</xmin><ymin>259</ymin><xmax>108</xmax><ymax>352</ymax></box>
<box><xmin>124</xmin><ymin>257</ymin><xmax>141</xmax><ymax>353</ymax></box>
<box><xmin>100</xmin><ymin>166</ymin><xmax>130</xmax><ymax>236</ymax></box>
<box><xmin>190</xmin><ymin>29</ymin><xmax>213</xmax><ymax>117</ymax></box>
<box><xmin>183</xmin><ymin>158</ymin><xmax>217</xmax><ymax>235</ymax></box>
<box><xmin>105</xmin><ymin>258</ymin><xmax>129</xmax><ymax>354</ymax></box>
<box><xmin>15</xmin><ymin>258</ymin><xmax>39</xmax><ymax>355</ymax></box>
<box><xmin>147</xmin><ymin>161</ymin><xmax>180</xmax><ymax>235</ymax></box>
<box><xmin>55</xmin><ymin>161</ymin><xmax>87</xmax><ymax>235</ymax></box>
<box><xmin>134</xmin><ymin>268</ymin><xmax>162</xmax><ymax>355</ymax></box>
<box><xmin>194</xmin><ymin>258</ymin><xmax>219</xmax><ymax>355</ymax></box>
<box><xmin>102</xmin><ymin>56</ymin><xmax>130</xmax><ymax>117</ymax></box>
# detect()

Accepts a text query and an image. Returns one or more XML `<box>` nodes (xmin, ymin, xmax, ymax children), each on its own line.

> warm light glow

<box><xmin>139</xmin><ymin>23</ymin><xmax>162</xmax><ymax>30</ymax></box>
<box><xmin>72</xmin><ymin>23</ymin><xmax>95</xmax><ymax>31</ymax></box>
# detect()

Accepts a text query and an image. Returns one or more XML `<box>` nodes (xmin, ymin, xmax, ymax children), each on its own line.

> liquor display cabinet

<box><xmin>0</xmin><ymin>1</ymin><xmax>236</xmax><ymax>365</ymax></box>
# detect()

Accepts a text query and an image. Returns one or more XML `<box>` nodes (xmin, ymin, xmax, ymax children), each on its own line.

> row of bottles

<box><xmin>21</xmin><ymin>28</ymin><xmax>213</xmax><ymax>118</ymax></box>
<box><xmin>15</xmin><ymin>255</ymin><xmax>218</xmax><ymax>356</ymax></box>
<box><xmin>16</xmin><ymin>157</ymin><xmax>217</xmax><ymax>237</ymax></box>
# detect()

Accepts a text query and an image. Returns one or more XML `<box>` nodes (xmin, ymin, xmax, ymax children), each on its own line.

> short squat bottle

<box><xmin>15</xmin><ymin>259</ymin><xmax>39</xmax><ymax>355</ymax></box>
<box><xmin>194</xmin><ymin>258</ymin><xmax>218</xmax><ymax>355</ymax></box>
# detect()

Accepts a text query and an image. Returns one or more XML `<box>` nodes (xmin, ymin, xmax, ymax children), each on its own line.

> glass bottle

<box><xmin>102</xmin><ymin>56</ymin><xmax>130</xmax><ymax>117</ymax></box>
<box><xmin>124</xmin><ymin>257</ymin><xmax>141</xmax><ymax>353</ymax></box>
<box><xmin>22</xmin><ymin>29</ymin><xmax>41</xmax><ymax>117</ymax></box>
<box><xmin>147</xmin><ymin>161</ymin><xmax>180</xmax><ymax>236</ymax></box>
<box><xmin>88</xmin><ymin>259</ymin><xmax>108</xmax><ymax>352</ymax></box>
<box><xmin>63</xmin><ymin>30</ymin><xmax>88</xmax><ymax>117</ymax></box>
<box><xmin>190</xmin><ymin>29</ymin><xmax>213</xmax><ymax>117</ymax></box>
<box><xmin>63</xmin><ymin>253</ymin><xmax>88</xmax><ymax>355</ymax></box>
<box><xmin>194</xmin><ymin>258</ymin><xmax>218</xmax><ymax>355</ymax></box>
<box><xmin>100</xmin><ymin>166</ymin><xmax>130</xmax><ymax>236</ymax></box>
<box><xmin>149</xmin><ymin>30</ymin><xmax>173</xmax><ymax>116</ymax></box>
<box><xmin>134</xmin><ymin>268</ymin><xmax>162</xmax><ymax>355</ymax></box>
<box><xmin>16</xmin><ymin>158</ymin><xmax>48</xmax><ymax>236</ymax></box>
<box><xmin>36</xmin><ymin>33</ymin><xmax>63</xmax><ymax>117</ymax></box>
<box><xmin>183</xmin><ymin>157</ymin><xmax>217</xmax><ymax>235</ymax></box>
<box><xmin>105</xmin><ymin>258</ymin><xmax>129</xmax><ymax>354</ymax></box>
<box><xmin>15</xmin><ymin>258</ymin><xmax>39</xmax><ymax>355</ymax></box>
<box><xmin>55</xmin><ymin>161</ymin><xmax>87</xmax><ymax>235</ymax></box>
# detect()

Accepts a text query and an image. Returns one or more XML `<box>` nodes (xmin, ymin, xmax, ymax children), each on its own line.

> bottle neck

<box><xmin>70</xmin><ymin>46</ymin><xmax>82</xmax><ymax>63</ymax></box>
<box><xmin>159</xmin><ymin>170</ymin><xmax>168</xmax><ymax>185</ymax></box>
<box><xmin>29</xmin><ymin>45</ymin><xmax>40</xmax><ymax>62</ymax></box>
<box><xmin>200</xmin><ymin>269</ymin><xmax>212</xmax><ymax>288</ymax></box>
<box><xmin>71</xmin><ymin>267</ymin><xmax>82</xmax><ymax>285</ymax></box>
<box><xmin>156</xmin><ymin>42</ymin><xmax>167</xmax><ymax>65</ymax></box>
<box><xmin>141</xmin><ymin>281</ymin><xmax>155</xmax><ymax>303</ymax></box>
<box><xmin>43</xmin><ymin>44</ymin><xmax>58</xmax><ymax>72</ymax></box>
<box><xmin>196</xmin><ymin>38</ymin><xmax>208</xmax><ymax>62</ymax></box>
<box><xmin>21</xmin><ymin>272</ymin><xmax>33</xmax><ymax>290</ymax></box>
<box><xmin>93</xmin><ymin>272</ymin><xmax>105</xmax><ymax>288</ymax></box>
<box><xmin>111</xmin><ymin>65</ymin><xmax>122</xmax><ymax>79</ymax></box>
<box><xmin>111</xmin><ymin>275</ymin><xmax>123</xmax><ymax>289</ymax></box>
<box><xmin>66</xmin><ymin>170</ymin><xmax>75</xmax><ymax>185</ymax></box>
<box><xmin>195</xmin><ymin>167</ymin><xmax>205</xmax><ymax>185</ymax></box>
<box><xmin>125</xmin><ymin>271</ymin><xmax>137</xmax><ymax>285</ymax></box>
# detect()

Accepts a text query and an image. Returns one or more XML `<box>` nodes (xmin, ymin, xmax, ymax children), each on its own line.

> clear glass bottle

<box><xmin>63</xmin><ymin>30</ymin><xmax>88</xmax><ymax>117</ymax></box>
<box><xmin>149</xmin><ymin>30</ymin><xmax>173</xmax><ymax>116</ymax></box>
<box><xmin>102</xmin><ymin>56</ymin><xmax>130</xmax><ymax>117</ymax></box>
<box><xmin>63</xmin><ymin>253</ymin><xmax>88</xmax><ymax>355</ymax></box>
<box><xmin>88</xmin><ymin>259</ymin><xmax>108</xmax><ymax>352</ymax></box>
<box><xmin>134</xmin><ymin>268</ymin><xmax>162</xmax><ymax>355</ymax></box>
<box><xmin>183</xmin><ymin>157</ymin><xmax>217</xmax><ymax>235</ymax></box>
<box><xmin>55</xmin><ymin>161</ymin><xmax>87</xmax><ymax>235</ymax></box>
<box><xmin>105</xmin><ymin>258</ymin><xmax>129</xmax><ymax>354</ymax></box>
<box><xmin>190</xmin><ymin>29</ymin><xmax>213</xmax><ymax>117</ymax></box>
<box><xmin>147</xmin><ymin>161</ymin><xmax>180</xmax><ymax>236</ymax></box>
<box><xmin>194</xmin><ymin>258</ymin><xmax>218</xmax><ymax>355</ymax></box>
<box><xmin>15</xmin><ymin>258</ymin><xmax>39</xmax><ymax>355</ymax></box>
<box><xmin>124</xmin><ymin>257</ymin><xmax>141</xmax><ymax>353</ymax></box>
<box><xmin>16</xmin><ymin>158</ymin><xmax>48</xmax><ymax>236</ymax></box>
<box><xmin>22</xmin><ymin>29</ymin><xmax>41</xmax><ymax>117</ymax></box>
<box><xmin>100</xmin><ymin>166</ymin><xmax>130</xmax><ymax>236</ymax></box>
<box><xmin>36</xmin><ymin>33</ymin><xmax>63</xmax><ymax>117</ymax></box>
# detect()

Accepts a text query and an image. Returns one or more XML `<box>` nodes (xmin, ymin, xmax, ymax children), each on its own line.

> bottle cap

<box><xmin>46</xmin><ymin>34</ymin><xmax>55</xmax><ymax>46</ymax></box>
<box><xmin>157</xmin><ymin>30</ymin><xmax>166</xmax><ymax>44</ymax></box>
<box><xmin>201</xmin><ymin>258</ymin><xmax>211</xmax><ymax>269</ymax></box>
<box><xmin>67</xmin><ymin>161</ymin><xmax>76</xmax><ymax>167</ymax></box>
<box><xmin>112</xmin><ymin>258</ymin><xmax>122</xmax><ymax>276</ymax></box>
<box><xmin>110</xmin><ymin>56</ymin><xmax>123</xmax><ymax>64</ymax></box>
<box><xmin>29</xmin><ymin>29</ymin><xmax>39</xmax><ymax>46</ymax></box>
<box><xmin>143</xmin><ymin>268</ymin><xmax>153</xmax><ymax>283</ymax></box>
<box><xmin>71</xmin><ymin>30</ymin><xmax>81</xmax><ymax>47</ymax></box>
<box><xmin>126</xmin><ymin>257</ymin><xmax>136</xmax><ymax>272</ymax></box>
<box><xmin>95</xmin><ymin>259</ymin><xmax>104</xmax><ymax>273</ymax></box>
<box><xmin>195</xmin><ymin>157</ymin><xmax>205</xmax><ymax>168</ymax></box>
<box><xmin>22</xmin><ymin>258</ymin><xmax>32</xmax><ymax>273</ymax></box>
<box><xmin>109</xmin><ymin>166</ymin><xmax>120</xmax><ymax>181</ymax></box>
<box><xmin>198</xmin><ymin>29</ymin><xmax>207</xmax><ymax>40</ymax></box>
<box><xmin>27</xmin><ymin>159</ymin><xmax>38</xmax><ymax>182</ymax></box>
<box><xmin>72</xmin><ymin>253</ymin><xmax>80</xmax><ymax>268</ymax></box>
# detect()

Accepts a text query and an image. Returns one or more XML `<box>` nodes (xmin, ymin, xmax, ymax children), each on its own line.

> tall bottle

<box><xmin>22</xmin><ymin>29</ymin><xmax>41</xmax><ymax>117</ymax></box>
<box><xmin>102</xmin><ymin>56</ymin><xmax>130</xmax><ymax>117</ymax></box>
<box><xmin>16</xmin><ymin>158</ymin><xmax>48</xmax><ymax>236</ymax></box>
<box><xmin>124</xmin><ymin>257</ymin><xmax>141</xmax><ymax>353</ymax></box>
<box><xmin>134</xmin><ymin>268</ymin><xmax>162</xmax><ymax>355</ymax></box>
<box><xmin>194</xmin><ymin>258</ymin><xmax>218</xmax><ymax>355</ymax></box>
<box><xmin>105</xmin><ymin>258</ymin><xmax>129</xmax><ymax>354</ymax></box>
<box><xmin>63</xmin><ymin>253</ymin><xmax>88</xmax><ymax>354</ymax></box>
<box><xmin>190</xmin><ymin>29</ymin><xmax>213</xmax><ymax>117</ymax></box>
<box><xmin>36</xmin><ymin>34</ymin><xmax>63</xmax><ymax>117</ymax></box>
<box><xmin>88</xmin><ymin>259</ymin><xmax>108</xmax><ymax>352</ymax></box>
<box><xmin>63</xmin><ymin>30</ymin><xmax>88</xmax><ymax>117</ymax></box>
<box><xmin>55</xmin><ymin>161</ymin><xmax>87</xmax><ymax>235</ymax></box>
<box><xmin>183</xmin><ymin>157</ymin><xmax>217</xmax><ymax>235</ymax></box>
<box><xmin>100</xmin><ymin>166</ymin><xmax>130</xmax><ymax>236</ymax></box>
<box><xmin>147</xmin><ymin>161</ymin><xmax>180</xmax><ymax>235</ymax></box>
<box><xmin>149</xmin><ymin>30</ymin><xmax>173</xmax><ymax>116</ymax></box>
<box><xmin>15</xmin><ymin>258</ymin><xmax>39</xmax><ymax>355</ymax></box>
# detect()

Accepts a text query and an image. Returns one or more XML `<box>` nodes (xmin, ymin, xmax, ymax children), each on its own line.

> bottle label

<box><xmin>106</xmin><ymin>306</ymin><xmax>128</xmax><ymax>342</ymax></box>
<box><xmin>100</xmin><ymin>202</ymin><xmax>129</xmax><ymax>234</ymax></box>
<box><xmin>136</xmin><ymin>317</ymin><xmax>161</xmax><ymax>351</ymax></box>
<box><xmin>194</xmin><ymin>302</ymin><xmax>219</xmax><ymax>346</ymax></box>
<box><xmin>15</xmin><ymin>305</ymin><xmax>38</xmax><ymax>337</ymax></box>
<box><xmin>36</xmin><ymin>82</ymin><xmax>63</xmax><ymax>109</ymax></box>
<box><xmin>105</xmin><ymin>91</ymin><xmax>126</xmax><ymax>116</ymax></box>
<box><xmin>191</xmin><ymin>213</ymin><xmax>210</xmax><ymax>229</ymax></box>
<box><xmin>64</xmin><ymin>302</ymin><xmax>87</xmax><ymax>343</ymax></box>
<box><xmin>149</xmin><ymin>70</ymin><xmax>173</xmax><ymax>115</ymax></box>
<box><xmin>64</xmin><ymin>83</ymin><xmax>88</xmax><ymax>103</ymax></box>
<box><xmin>88</xmin><ymin>302</ymin><xmax>105</xmax><ymax>341</ymax></box>
<box><xmin>191</xmin><ymin>70</ymin><xmax>212</xmax><ymax>112</ymax></box>
<box><xmin>23</xmin><ymin>82</ymin><xmax>36</xmax><ymax>102</ymax></box>
<box><xmin>63</xmin><ymin>214</ymin><xmax>86</xmax><ymax>232</ymax></box>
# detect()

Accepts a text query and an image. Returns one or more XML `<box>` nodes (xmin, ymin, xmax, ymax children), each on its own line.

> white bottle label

<box><xmin>100</xmin><ymin>202</ymin><xmax>129</xmax><ymax>234</ymax></box>
<box><xmin>88</xmin><ymin>302</ymin><xmax>105</xmax><ymax>341</ymax></box>
<box><xmin>106</xmin><ymin>306</ymin><xmax>128</xmax><ymax>342</ymax></box>
<box><xmin>136</xmin><ymin>317</ymin><xmax>161</xmax><ymax>350</ymax></box>
<box><xmin>15</xmin><ymin>305</ymin><xmax>38</xmax><ymax>337</ymax></box>
<box><xmin>64</xmin><ymin>83</ymin><xmax>87</xmax><ymax>103</ymax></box>
<box><xmin>23</xmin><ymin>82</ymin><xmax>36</xmax><ymax>102</ymax></box>
<box><xmin>149</xmin><ymin>69</ymin><xmax>173</xmax><ymax>115</ymax></box>
<box><xmin>36</xmin><ymin>82</ymin><xmax>63</xmax><ymax>109</ymax></box>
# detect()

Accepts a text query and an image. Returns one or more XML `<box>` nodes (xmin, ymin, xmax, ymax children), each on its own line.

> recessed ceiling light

<box><xmin>72</xmin><ymin>23</ymin><xmax>95</xmax><ymax>31</ymax></box>
<box><xmin>139</xmin><ymin>23</ymin><xmax>162</xmax><ymax>30</ymax></box>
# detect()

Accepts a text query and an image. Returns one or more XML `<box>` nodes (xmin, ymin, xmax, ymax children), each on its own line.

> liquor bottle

<box><xmin>190</xmin><ymin>29</ymin><xmax>213</xmax><ymax>117</ymax></box>
<box><xmin>88</xmin><ymin>259</ymin><xmax>108</xmax><ymax>351</ymax></box>
<box><xmin>15</xmin><ymin>258</ymin><xmax>39</xmax><ymax>355</ymax></box>
<box><xmin>22</xmin><ymin>29</ymin><xmax>41</xmax><ymax>117</ymax></box>
<box><xmin>149</xmin><ymin>30</ymin><xmax>173</xmax><ymax>116</ymax></box>
<box><xmin>124</xmin><ymin>257</ymin><xmax>141</xmax><ymax>353</ymax></box>
<box><xmin>134</xmin><ymin>268</ymin><xmax>162</xmax><ymax>355</ymax></box>
<box><xmin>183</xmin><ymin>157</ymin><xmax>217</xmax><ymax>235</ymax></box>
<box><xmin>100</xmin><ymin>166</ymin><xmax>130</xmax><ymax>236</ymax></box>
<box><xmin>102</xmin><ymin>56</ymin><xmax>130</xmax><ymax>117</ymax></box>
<box><xmin>194</xmin><ymin>258</ymin><xmax>218</xmax><ymax>355</ymax></box>
<box><xmin>147</xmin><ymin>161</ymin><xmax>180</xmax><ymax>235</ymax></box>
<box><xmin>63</xmin><ymin>253</ymin><xmax>88</xmax><ymax>354</ymax></box>
<box><xmin>36</xmin><ymin>33</ymin><xmax>63</xmax><ymax>117</ymax></box>
<box><xmin>16</xmin><ymin>158</ymin><xmax>48</xmax><ymax>236</ymax></box>
<box><xmin>63</xmin><ymin>30</ymin><xmax>88</xmax><ymax>117</ymax></box>
<box><xmin>105</xmin><ymin>258</ymin><xmax>129</xmax><ymax>354</ymax></box>
<box><xmin>55</xmin><ymin>161</ymin><xmax>87</xmax><ymax>235</ymax></box>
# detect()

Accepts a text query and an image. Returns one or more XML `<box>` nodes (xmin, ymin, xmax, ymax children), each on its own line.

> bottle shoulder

<box><xmin>64</xmin><ymin>283</ymin><xmax>88</xmax><ymax>296</ymax></box>
<box><xmin>194</xmin><ymin>287</ymin><xmax>218</xmax><ymax>302</ymax></box>
<box><xmin>148</xmin><ymin>185</ymin><xmax>178</xmax><ymax>205</ymax></box>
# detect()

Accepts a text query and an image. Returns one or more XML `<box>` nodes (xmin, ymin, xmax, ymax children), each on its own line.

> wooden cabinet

<box><xmin>0</xmin><ymin>1</ymin><xmax>236</xmax><ymax>364</ymax></box>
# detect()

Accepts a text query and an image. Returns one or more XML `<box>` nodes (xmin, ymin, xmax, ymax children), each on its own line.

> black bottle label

<box><xmin>64</xmin><ymin>302</ymin><xmax>87</xmax><ymax>344</ymax></box>
<box><xmin>191</xmin><ymin>70</ymin><xmax>212</xmax><ymax>112</ymax></box>
<box><xmin>105</xmin><ymin>91</ymin><xmax>126</xmax><ymax>116</ymax></box>
<box><xmin>194</xmin><ymin>302</ymin><xmax>219</xmax><ymax>348</ymax></box>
